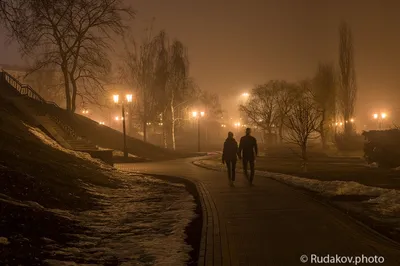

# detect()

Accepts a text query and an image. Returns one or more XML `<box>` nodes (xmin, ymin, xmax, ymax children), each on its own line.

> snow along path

<box><xmin>194</xmin><ymin>159</ymin><xmax>400</xmax><ymax>217</ymax></box>
<box><xmin>25</xmin><ymin>125</ymin><xmax>197</xmax><ymax>265</ymax></box>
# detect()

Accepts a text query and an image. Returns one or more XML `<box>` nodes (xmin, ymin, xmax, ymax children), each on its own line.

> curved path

<box><xmin>116</xmin><ymin>157</ymin><xmax>400</xmax><ymax>266</ymax></box>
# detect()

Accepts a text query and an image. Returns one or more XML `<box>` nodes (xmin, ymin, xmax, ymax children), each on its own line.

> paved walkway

<box><xmin>116</xmin><ymin>158</ymin><xmax>400</xmax><ymax>266</ymax></box>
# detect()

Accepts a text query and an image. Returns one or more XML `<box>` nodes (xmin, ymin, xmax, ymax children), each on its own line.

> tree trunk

<box><xmin>301</xmin><ymin>143</ymin><xmax>308</xmax><ymax>172</ymax></box>
<box><xmin>162</xmin><ymin>112</ymin><xmax>168</xmax><ymax>148</ymax></box>
<box><xmin>344</xmin><ymin>112</ymin><xmax>352</xmax><ymax>136</ymax></box>
<box><xmin>143</xmin><ymin>89</ymin><xmax>148</xmax><ymax>142</ymax></box>
<box><xmin>278</xmin><ymin>118</ymin><xmax>284</xmax><ymax>143</ymax></box>
<box><xmin>320</xmin><ymin>110</ymin><xmax>327</xmax><ymax>149</ymax></box>
<box><xmin>70</xmin><ymin>75</ymin><xmax>77</xmax><ymax>113</ymax></box>
<box><xmin>170</xmin><ymin>94</ymin><xmax>176</xmax><ymax>150</ymax></box>
<box><xmin>62</xmin><ymin>67</ymin><xmax>72</xmax><ymax>112</ymax></box>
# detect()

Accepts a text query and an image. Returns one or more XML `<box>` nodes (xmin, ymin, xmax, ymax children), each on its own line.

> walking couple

<box><xmin>222</xmin><ymin>127</ymin><xmax>258</xmax><ymax>186</ymax></box>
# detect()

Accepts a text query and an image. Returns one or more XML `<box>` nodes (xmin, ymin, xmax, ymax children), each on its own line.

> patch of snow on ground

<box><xmin>194</xmin><ymin>159</ymin><xmax>400</xmax><ymax>217</ymax></box>
<box><xmin>44</xmin><ymin>174</ymin><xmax>196</xmax><ymax>265</ymax></box>
<box><xmin>26</xmin><ymin>124</ymin><xmax>113</xmax><ymax>171</ymax></box>
<box><xmin>23</xmin><ymin>124</ymin><xmax>197</xmax><ymax>265</ymax></box>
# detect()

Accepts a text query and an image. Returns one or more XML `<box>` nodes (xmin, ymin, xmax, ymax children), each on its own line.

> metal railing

<box><xmin>48</xmin><ymin>114</ymin><xmax>78</xmax><ymax>139</ymax></box>
<box><xmin>1</xmin><ymin>70</ymin><xmax>59</xmax><ymax>107</ymax></box>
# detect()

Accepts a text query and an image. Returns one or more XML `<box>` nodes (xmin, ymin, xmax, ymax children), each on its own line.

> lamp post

<box><xmin>113</xmin><ymin>94</ymin><xmax>133</xmax><ymax>159</ymax></box>
<box><xmin>193</xmin><ymin>111</ymin><xmax>205</xmax><ymax>152</ymax></box>
<box><xmin>373</xmin><ymin>113</ymin><xmax>387</xmax><ymax>129</ymax></box>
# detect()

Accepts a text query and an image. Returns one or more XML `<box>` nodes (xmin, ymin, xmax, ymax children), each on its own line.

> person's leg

<box><xmin>243</xmin><ymin>158</ymin><xmax>248</xmax><ymax>178</ymax></box>
<box><xmin>231</xmin><ymin>160</ymin><xmax>236</xmax><ymax>181</ymax></box>
<box><xmin>249</xmin><ymin>160</ymin><xmax>255</xmax><ymax>183</ymax></box>
<box><xmin>226</xmin><ymin>161</ymin><xmax>232</xmax><ymax>181</ymax></box>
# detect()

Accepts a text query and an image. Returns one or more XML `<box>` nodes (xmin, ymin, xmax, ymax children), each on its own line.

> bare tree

<box><xmin>155</xmin><ymin>34</ymin><xmax>190</xmax><ymax>150</ymax></box>
<box><xmin>122</xmin><ymin>25</ymin><xmax>161</xmax><ymax>142</ymax></box>
<box><xmin>338</xmin><ymin>21</ymin><xmax>357</xmax><ymax>135</ymax></box>
<box><xmin>275</xmin><ymin>80</ymin><xmax>299</xmax><ymax>143</ymax></box>
<box><xmin>313</xmin><ymin>62</ymin><xmax>337</xmax><ymax>149</ymax></box>
<box><xmin>200</xmin><ymin>90</ymin><xmax>223</xmax><ymax>119</ymax></box>
<box><xmin>284</xmin><ymin>83</ymin><xmax>322</xmax><ymax>171</ymax></box>
<box><xmin>240</xmin><ymin>81</ymin><xmax>279</xmax><ymax>134</ymax></box>
<box><xmin>1</xmin><ymin>0</ymin><xmax>134</xmax><ymax>112</ymax></box>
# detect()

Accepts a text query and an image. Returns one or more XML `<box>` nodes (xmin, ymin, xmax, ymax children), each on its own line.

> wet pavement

<box><xmin>116</xmin><ymin>157</ymin><xmax>400</xmax><ymax>266</ymax></box>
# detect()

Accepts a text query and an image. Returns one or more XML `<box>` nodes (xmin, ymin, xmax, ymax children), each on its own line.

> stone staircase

<box><xmin>0</xmin><ymin>70</ymin><xmax>113</xmax><ymax>165</ymax></box>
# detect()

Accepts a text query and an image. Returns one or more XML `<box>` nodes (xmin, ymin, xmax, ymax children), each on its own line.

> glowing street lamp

<box><xmin>242</xmin><ymin>92</ymin><xmax>249</xmax><ymax>97</ymax></box>
<box><xmin>113</xmin><ymin>93</ymin><xmax>133</xmax><ymax>159</ymax></box>
<box><xmin>373</xmin><ymin>112</ymin><xmax>387</xmax><ymax>129</ymax></box>
<box><xmin>193</xmin><ymin>110</ymin><xmax>205</xmax><ymax>152</ymax></box>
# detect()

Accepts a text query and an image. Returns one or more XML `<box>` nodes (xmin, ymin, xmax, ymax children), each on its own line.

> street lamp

<box><xmin>373</xmin><ymin>112</ymin><xmax>387</xmax><ymax>129</ymax></box>
<box><xmin>113</xmin><ymin>94</ymin><xmax>133</xmax><ymax>159</ymax></box>
<box><xmin>193</xmin><ymin>111</ymin><xmax>205</xmax><ymax>152</ymax></box>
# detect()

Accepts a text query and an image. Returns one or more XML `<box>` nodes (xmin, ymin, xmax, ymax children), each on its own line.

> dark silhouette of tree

<box><xmin>284</xmin><ymin>81</ymin><xmax>322</xmax><ymax>171</ymax></box>
<box><xmin>312</xmin><ymin>63</ymin><xmax>337</xmax><ymax>149</ymax></box>
<box><xmin>239</xmin><ymin>81</ymin><xmax>279</xmax><ymax>134</ymax></box>
<box><xmin>275</xmin><ymin>80</ymin><xmax>299</xmax><ymax>143</ymax></box>
<box><xmin>338</xmin><ymin>21</ymin><xmax>357</xmax><ymax>135</ymax></box>
<box><xmin>0</xmin><ymin>0</ymin><xmax>134</xmax><ymax>112</ymax></box>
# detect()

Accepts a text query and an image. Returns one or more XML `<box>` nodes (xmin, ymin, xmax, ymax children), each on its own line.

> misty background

<box><xmin>1</xmin><ymin>0</ymin><xmax>400</xmax><ymax>124</ymax></box>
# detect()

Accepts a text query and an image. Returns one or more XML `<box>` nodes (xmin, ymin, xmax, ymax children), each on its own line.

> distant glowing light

<box><xmin>113</xmin><ymin>95</ymin><xmax>119</xmax><ymax>104</ymax></box>
<box><xmin>126</xmin><ymin>94</ymin><xmax>133</xmax><ymax>103</ymax></box>
<box><xmin>99</xmin><ymin>122</ymin><xmax>105</xmax><ymax>125</ymax></box>
<box><xmin>350</xmin><ymin>118</ymin><xmax>354</xmax><ymax>123</ymax></box>
<box><xmin>373</xmin><ymin>113</ymin><xmax>378</xmax><ymax>119</ymax></box>
<box><xmin>200</xmin><ymin>111</ymin><xmax>205</xmax><ymax>117</ymax></box>
<box><xmin>381</xmin><ymin>113</ymin><xmax>387</xmax><ymax>119</ymax></box>
<box><xmin>192</xmin><ymin>111</ymin><xmax>198</xmax><ymax>118</ymax></box>
<box><xmin>115</xmin><ymin>116</ymin><xmax>119</xmax><ymax>121</ymax></box>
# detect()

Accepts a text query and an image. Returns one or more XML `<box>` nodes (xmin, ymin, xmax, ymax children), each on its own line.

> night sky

<box><xmin>1</xmin><ymin>0</ymin><xmax>400</xmax><ymax>121</ymax></box>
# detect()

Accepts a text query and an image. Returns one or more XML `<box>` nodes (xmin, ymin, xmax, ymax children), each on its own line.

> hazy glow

<box><xmin>200</xmin><ymin>111</ymin><xmax>205</xmax><ymax>117</ymax></box>
<box><xmin>350</xmin><ymin>118</ymin><xmax>354</xmax><ymax>122</ymax></box>
<box><xmin>192</xmin><ymin>111</ymin><xmax>198</xmax><ymax>117</ymax></box>
<box><xmin>113</xmin><ymin>95</ymin><xmax>119</xmax><ymax>104</ymax></box>
<box><xmin>373</xmin><ymin>113</ymin><xmax>378</xmax><ymax>119</ymax></box>
<box><xmin>126</xmin><ymin>94</ymin><xmax>133</xmax><ymax>103</ymax></box>
<box><xmin>242</xmin><ymin>92</ymin><xmax>249</xmax><ymax>97</ymax></box>
<box><xmin>381</xmin><ymin>113</ymin><xmax>387</xmax><ymax>119</ymax></box>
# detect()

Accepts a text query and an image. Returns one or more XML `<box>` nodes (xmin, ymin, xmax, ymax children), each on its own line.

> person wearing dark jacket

<box><xmin>238</xmin><ymin>127</ymin><xmax>258</xmax><ymax>184</ymax></box>
<box><xmin>222</xmin><ymin>132</ymin><xmax>238</xmax><ymax>186</ymax></box>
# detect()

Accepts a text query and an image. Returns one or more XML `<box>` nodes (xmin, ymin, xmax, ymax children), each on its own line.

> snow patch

<box><xmin>194</xmin><ymin>159</ymin><xmax>400</xmax><ymax>217</ymax></box>
<box><xmin>26</xmin><ymin>124</ymin><xmax>113</xmax><ymax>171</ymax></box>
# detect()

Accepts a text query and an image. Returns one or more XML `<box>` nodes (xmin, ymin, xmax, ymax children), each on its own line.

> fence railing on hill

<box><xmin>0</xmin><ymin>70</ymin><xmax>59</xmax><ymax>107</ymax></box>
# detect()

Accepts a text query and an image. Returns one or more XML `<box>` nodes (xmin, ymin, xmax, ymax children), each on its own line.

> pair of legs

<box><xmin>242</xmin><ymin>158</ymin><xmax>255</xmax><ymax>183</ymax></box>
<box><xmin>225</xmin><ymin>160</ymin><xmax>236</xmax><ymax>182</ymax></box>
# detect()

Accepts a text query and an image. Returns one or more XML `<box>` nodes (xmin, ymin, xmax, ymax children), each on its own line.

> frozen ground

<box><xmin>1</xmin><ymin>125</ymin><xmax>197</xmax><ymax>265</ymax></box>
<box><xmin>43</xmin><ymin>175</ymin><xmax>196</xmax><ymax>265</ymax></box>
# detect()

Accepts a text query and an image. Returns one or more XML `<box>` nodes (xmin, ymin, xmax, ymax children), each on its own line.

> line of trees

<box><xmin>1</xmin><ymin>1</ymin><xmax>222</xmax><ymax>150</ymax></box>
<box><xmin>122</xmin><ymin>27</ymin><xmax>222</xmax><ymax>149</ymax></box>
<box><xmin>240</xmin><ymin>21</ymin><xmax>358</xmax><ymax>170</ymax></box>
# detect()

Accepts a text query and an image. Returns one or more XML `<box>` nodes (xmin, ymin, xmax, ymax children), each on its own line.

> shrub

<box><xmin>334</xmin><ymin>133</ymin><xmax>364</xmax><ymax>151</ymax></box>
<box><xmin>362</xmin><ymin>129</ymin><xmax>400</xmax><ymax>168</ymax></box>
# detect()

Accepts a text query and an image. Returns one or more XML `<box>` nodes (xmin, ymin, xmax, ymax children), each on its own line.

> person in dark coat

<box><xmin>222</xmin><ymin>131</ymin><xmax>238</xmax><ymax>186</ymax></box>
<box><xmin>238</xmin><ymin>127</ymin><xmax>258</xmax><ymax>184</ymax></box>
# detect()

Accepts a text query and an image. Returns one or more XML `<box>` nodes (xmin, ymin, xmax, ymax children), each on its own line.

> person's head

<box><xmin>227</xmin><ymin>131</ymin><xmax>234</xmax><ymax>139</ymax></box>
<box><xmin>245</xmin><ymin>127</ymin><xmax>251</xmax><ymax>136</ymax></box>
